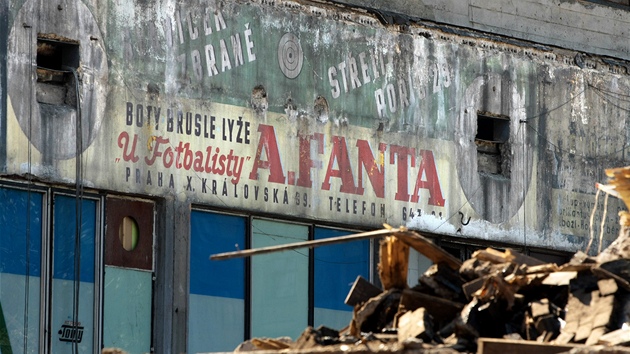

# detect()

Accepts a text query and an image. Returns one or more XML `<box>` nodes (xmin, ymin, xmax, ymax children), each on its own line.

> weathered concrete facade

<box><xmin>7</xmin><ymin>0</ymin><xmax>629</xmax><ymax>249</ymax></box>
<box><xmin>330</xmin><ymin>0</ymin><xmax>630</xmax><ymax>62</ymax></box>
<box><xmin>3</xmin><ymin>0</ymin><xmax>630</xmax><ymax>352</ymax></box>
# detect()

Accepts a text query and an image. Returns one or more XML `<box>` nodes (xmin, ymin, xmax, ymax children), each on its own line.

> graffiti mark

<box><xmin>58</xmin><ymin>322</ymin><xmax>84</xmax><ymax>343</ymax></box>
<box><xmin>459</xmin><ymin>211</ymin><xmax>471</xmax><ymax>226</ymax></box>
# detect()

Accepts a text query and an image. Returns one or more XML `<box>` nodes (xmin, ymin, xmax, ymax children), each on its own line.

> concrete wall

<box><xmin>4</xmin><ymin>0</ymin><xmax>630</xmax><ymax>352</ymax></box>
<box><xmin>6</xmin><ymin>0</ymin><xmax>627</xmax><ymax>250</ymax></box>
<box><xmin>329</xmin><ymin>0</ymin><xmax>630</xmax><ymax>62</ymax></box>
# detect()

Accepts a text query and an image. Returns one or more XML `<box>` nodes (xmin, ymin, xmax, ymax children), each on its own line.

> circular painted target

<box><xmin>9</xmin><ymin>0</ymin><xmax>108</xmax><ymax>160</ymax></box>
<box><xmin>278</xmin><ymin>33</ymin><xmax>303</xmax><ymax>79</ymax></box>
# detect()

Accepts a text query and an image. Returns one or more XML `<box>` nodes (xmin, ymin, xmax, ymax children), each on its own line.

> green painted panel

<box><xmin>251</xmin><ymin>219</ymin><xmax>309</xmax><ymax>339</ymax></box>
<box><xmin>103</xmin><ymin>266</ymin><xmax>152</xmax><ymax>354</ymax></box>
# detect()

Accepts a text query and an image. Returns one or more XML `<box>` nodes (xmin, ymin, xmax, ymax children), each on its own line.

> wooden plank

<box><xmin>592</xmin><ymin>295</ymin><xmax>615</xmax><ymax>328</ymax></box>
<box><xmin>251</xmin><ymin>338</ymin><xmax>291</xmax><ymax>350</ymax></box>
<box><xmin>592</xmin><ymin>267</ymin><xmax>630</xmax><ymax>291</ymax></box>
<box><xmin>477</xmin><ymin>337</ymin><xmax>583</xmax><ymax>354</ymax></box>
<box><xmin>211</xmin><ymin>227</ymin><xmax>462</xmax><ymax>272</ymax></box>
<box><xmin>526</xmin><ymin>263</ymin><xmax>559</xmax><ymax>274</ymax></box>
<box><xmin>573</xmin><ymin>290</ymin><xmax>598</xmax><ymax>342</ymax></box>
<box><xmin>585</xmin><ymin>326</ymin><xmax>607</xmax><ymax>346</ymax></box>
<box><xmin>542</xmin><ymin>271</ymin><xmax>577</xmax><ymax>286</ymax></box>
<box><xmin>419</xmin><ymin>263</ymin><xmax>464</xmax><ymax>300</ymax></box>
<box><xmin>599</xmin><ymin>259</ymin><xmax>630</xmax><ymax>281</ymax></box>
<box><xmin>597</xmin><ymin>278</ymin><xmax>618</xmax><ymax>296</ymax></box>
<box><xmin>553</xmin><ymin>332</ymin><xmax>574</xmax><ymax>345</ymax></box>
<box><xmin>393</xmin><ymin>231</ymin><xmax>462</xmax><ymax>270</ymax></box>
<box><xmin>350</xmin><ymin>289</ymin><xmax>401</xmax><ymax>336</ymax></box>
<box><xmin>530</xmin><ymin>299</ymin><xmax>550</xmax><ymax>318</ymax></box>
<box><xmin>472</xmin><ymin>248</ymin><xmax>513</xmax><ymax>264</ymax></box>
<box><xmin>399</xmin><ymin>289</ymin><xmax>463</xmax><ymax>325</ymax></box>
<box><xmin>397</xmin><ymin>307</ymin><xmax>434</xmax><ymax>343</ymax></box>
<box><xmin>507</xmin><ymin>249</ymin><xmax>546</xmax><ymax>266</ymax></box>
<box><xmin>378</xmin><ymin>236</ymin><xmax>409</xmax><ymax>290</ymax></box>
<box><xmin>598</xmin><ymin>328</ymin><xmax>630</xmax><ymax>346</ymax></box>
<box><xmin>344</xmin><ymin>276</ymin><xmax>382</xmax><ymax>307</ymax></box>
<box><xmin>462</xmin><ymin>276</ymin><xmax>487</xmax><ymax>300</ymax></box>
<box><xmin>210</xmin><ymin>228</ymin><xmax>402</xmax><ymax>260</ymax></box>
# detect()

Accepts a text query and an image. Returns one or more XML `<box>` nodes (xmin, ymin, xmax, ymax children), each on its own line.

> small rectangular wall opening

<box><xmin>475</xmin><ymin>111</ymin><xmax>510</xmax><ymax>178</ymax></box>
<box><xmin>36</xmin><ymin>35</ymin><xmax>80</xmax><ymax>106</ymax></box>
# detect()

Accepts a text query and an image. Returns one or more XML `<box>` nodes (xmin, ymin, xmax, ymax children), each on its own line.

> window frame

<box><xmin>0</xmin><ymin>181</ymin><xmax>105</xmax><ymax>354</ymax></box>
<box><xmin>188</xmin><ymin>206</ymin><xmax>375</xmax><ymax>351</ymax></box>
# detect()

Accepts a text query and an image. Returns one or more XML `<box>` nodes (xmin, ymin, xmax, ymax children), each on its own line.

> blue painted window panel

<box><xmin>52</xmin><ymin>195</ymin><xmax>96</xmax><ymax>283</ymax></box>
<box><xmin>0</xmin><ymin>188</ymin><xmax>43</xmax><ymax>276</ymax></box>
<box><xmin>314</xmin><ymin>227</ymin><xmax>369</xmax><ymax>311</ymax></box>
<box><xmin>190</xmin><ymin>210</ymin><xmax>245</xmax><ymax>298</ymax></box>
<box><xmin>0</xmin><ymin>186</ymin><xmax>43</xmax><ymax>354</ymax></box>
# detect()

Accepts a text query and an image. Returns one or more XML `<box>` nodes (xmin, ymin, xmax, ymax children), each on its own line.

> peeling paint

<box><xmin>5</xmin><ymin>0</ymin><xmax>630</xmax><ymax>253</ymax></box>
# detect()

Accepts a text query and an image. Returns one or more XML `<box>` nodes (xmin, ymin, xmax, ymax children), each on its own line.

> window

<box><xmin>188</xmin><ymin>210</ymin><xmax>371</xmax><ymax>352</ymax></box>
<box><xmin>407</xmin><ymin>249</ymin><xmax>432</xmax><ymax>287</ymax></box>
<box><xmin>476</xmin><ymin>111</ymin><xmax>510</xmax><ymax>177</ymax></box>
<box><xmin>0</xmin><ymin>185</ymin><xmax>102</xmax><ymax>354</ymax></box>
<box><xmin>0</xmin><ymin>186</ymin><xmax>44</xmax><ymax>353</ymax></box>
<box><xmin>313</xmin><ymin>227</ymin><xmax>370</xmax><ymax>329</ymax></box>
<box><xmin>103</xmin><ymin>197</ymin><xmax>154</xmax><ymax>353</ymax></box>
<box><xmin>250</xmin><ymin>219</ymin><xmax>309</xmax><ymax>339</ymax></box>
<box><xmin>189</xmin><ymin>211</ymin><xmax>246</xmax><ymax>353</ymax></box>
<box><xmin>50</xmin><ymin>194</ymin><xmax>98</xmax><ymax>354</ymax></box>
<box><xmin>0</xmin><ymin>184</ymin><xmax>156</xmax><ymax>354</ymax></box>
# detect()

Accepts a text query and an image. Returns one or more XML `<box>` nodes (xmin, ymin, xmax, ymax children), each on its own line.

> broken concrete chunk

<box><xmin>397</xmin><ymin>307</ymin><xmax>435</xmax><ymax>343</ymax></box>
<box><xmin>344</xmin><ymin>275</ymin><xmax>382</xmax><ymax>307</ymax></box>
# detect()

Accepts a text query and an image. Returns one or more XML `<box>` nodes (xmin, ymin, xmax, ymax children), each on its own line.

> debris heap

<box><xmin>221</xmin><ymin>166</ymin><xmax>630</xmax><ymax>354</ymax></box>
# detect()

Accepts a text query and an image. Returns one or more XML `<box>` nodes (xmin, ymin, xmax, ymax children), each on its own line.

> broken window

<box><xmin>475</xmin><ymin>111</ymin><xmax>511</xmax><ymax>178</ymax></box>
<box><xmin>36</xmin><ymin>36</ymin><xmax>80</xmax><ymax>106</ymax></box>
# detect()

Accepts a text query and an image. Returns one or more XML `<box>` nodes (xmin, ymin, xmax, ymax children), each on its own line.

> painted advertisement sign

<box><xmin>6</xmin><ymin>0</ymin><xmax>630</xmax><ymax>251</ymax></box>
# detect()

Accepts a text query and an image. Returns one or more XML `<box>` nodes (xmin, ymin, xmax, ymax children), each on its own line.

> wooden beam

<box><xmin>477</xmin><ymin>338</ymin><xmax>583</xmax><ymax>354</ymax></box>
<box><xmin>210</xmin><ymin>227</ymin><xmax>462</xmax><ymax>272</ymax></box>
<box><xmin>399</xmin><ymin>289</ymin><xmax>463</xmax><ymax>324</ymax></box>
<box><xmin>210</xmin><ymin>228</ymin><xmax>401</xmax><ymax>260</ymax></box>
<box><xmin>393</xmin><ymin>231</ymin><xmax>462</xmax><ymax>270</ymax></box>
<box><xmin>344</xmin><ymin>276</ymin><xmax>382</xmax><ymax>307</ymax></box>
<box><xmin>378</xmin><ymin>236</ymin><xmax>409</xmax><ymax>290</ymax></box>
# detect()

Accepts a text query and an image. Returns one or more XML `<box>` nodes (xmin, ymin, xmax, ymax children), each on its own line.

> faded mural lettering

<box><xmin>116</xmin><ymin>99</ymin><xmax>446</xmax><ymax>221</ymax></box>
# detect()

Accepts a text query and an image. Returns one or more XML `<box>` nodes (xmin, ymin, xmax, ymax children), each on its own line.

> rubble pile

<box><xmin>226</xmin><ymin>167</ymin><xmax>630</xmax><ymax>354</ymax></box>
<box><xmin>234</xmin><ymin>232</ymin><xmax>630</xmax><ymax>354</ymax></box>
